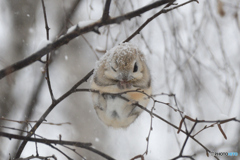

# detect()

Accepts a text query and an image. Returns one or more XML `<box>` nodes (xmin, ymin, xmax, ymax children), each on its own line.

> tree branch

<box><xmin>124</xmin><ymin>0</ymin><xmax>198</xmax><ymax>42</ymax></box>
<box><xmin>0</xmin><ymin>131</ymin><xmax>115</xmax><ymax>160</ymax></box>
<box><xmin>15</xmin><ymin>155</ymin><xmax>57</xmax><ymax>160</ymax></box>
<box><xmin>102</xmin><ymin>0</ymin><xmax>112</xmax><ymax>22</ymax></box>
<box><xmin>15</xmin><ymin>70</ymin><xmax>94</xmax><ymax>158</ymax></box>
<box><xmin>0</xmin><ymin>0</ymin><xmax>171</xmax><ymax>80</ymax></box>
<box><xmin>45</xmin><ymin>53</ymin><xmax>55</xmax><ymax>101</ymax></box>
<box><xmin>12</xmin><ymin>1</ymin><xmax>83</xmax><ymax>155</ymax></box>
<box><xmin>73</xmin><ymin>89</ymin><xmax>240</xmax><ymax>160</ymax></box>
<box><xmin>58</xmin><ymin>0</ymin><xmax>82</xmax><ymax>37</ymax></box>
<box><xmin>41</xmin><ymin>0</ymin><xmax>50</xmax><ymax>40</ymax></box>
<box><xmin>173</xmin><ymin>120</ymin><xmax>198</xmax><ymax>160</ymax></box>
<box><xmin>0</xmin><ymin>131</ymin><xmax>91</xmax><ymax>148</ymax></box>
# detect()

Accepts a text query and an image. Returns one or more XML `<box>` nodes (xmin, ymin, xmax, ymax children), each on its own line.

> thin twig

<box><xmin>179</xmin><ymin>119</ymin><xmax>198</xmax><ymax>157</ymax></box>
<box><xmin>81</xmin><ymin>35</ymin><xmax>99</xmax><ymax>60</ymax></box>
<box><xmin>124</xmin><ymin>0</ymin><xmax>199</xmax><ymax>43</ymax></box>
<box><xmin>58</xmin><ymin>0</ymin><xmax>82</xmax><ymax>37</ymax></box>
<box><xmin>77</xmin><ymin>89</ymin><xmax>238</xmax><ymax>160</ymax></box>
<box><xmin>15</xmin><ymin>155</ymin><xmax>57</xmax><ymax>160</ymax></box>
<box><xmin>171</xmin><ymin>94</ymin><xmax>189</xmax><ymax>139</ymax></box>
<box><xmin>130</xmin><ymin>154</ymin><xmax>144</xmax><ymax>160</ymax></box>
<box><xmin>76</xmin><ymin>89</ymin><xmax>207</xmax><ymax>152</ymax></box>
<box><xmin>26</xmin><ymin>123</ymin><xmax>40</xmax><ymax>157</ymax></box>
<box><xmin>6</xmin><ymin>83</ymin><xmax>239</xmax><ymax>160</ymax></box>
<box><xmin>178</xmin><ymin>116</ymin><xmax>239</xmax><ymax>134</ymax></box>
<box><xmin>15</xmin><ymin>70</ymin><xmax>94</xmax><ymax>158</ymax></box>
<box><xmin>0</xmin><ymin>117</ymin><xmax>71</xmax><ymax>126</ymax></box>
<box><xmin>0</xmin><ymin>131</ymin><xmax>91</xmax><ymax>148</ymax></box>
<box><xmin>41</xmin><ymin>0</ymin><xmax>50</xmax><ymax>40</ymax></box>
<box><xmin>46</xmin><ymin>143</ymin><xmax>73</xmax><ymax>160</ymax></box>
<box><xmin>75</xmin><ymin>88</ymin><xmax>182</xmax><ymax>113</ymax></box>
<box><xmin>1</xmin><ymin>126</ymin><xmax>84</xmax><ymax>160</ymax></box>
<box><xmin>143</xmin><ymin>102</ymin><xmax>155</xmax><ymax>155</ymax></box>
<box><xmin>115</xmin><ymin>95</ymin><xmax>214</xmax><ymax>158</ymax></box>
<box><xmin>124</xmin><ymin>0</ymin><xmax>175</xmax><ymax>43</ymax></box>
<box><xmin>45</xmin><ymin>53</ymin><xmax>55</xmax><ymax>101</ymax></box>
<box><xmin>11</xmin><ymin>0</ymin><xmax>83</xmax><ymax>158</ymax></box>
<box><xmin>192</xmin><ymin>124</ymin><xmax>215</xmax><ymax>137</ymax></box>
<box><xmin>62</xmin><ymin>145</ymin><xmax>86</xmax><ymax>160</ymax></box>
<box><xmin>102</xmin><ymin>0</ymin><xmax>112</xmax><ymax>22</ymax></box>
<box><xmin>0</xmin><ymin>0</ymin><xmax>171</xmax><ymax>79</ymax></box>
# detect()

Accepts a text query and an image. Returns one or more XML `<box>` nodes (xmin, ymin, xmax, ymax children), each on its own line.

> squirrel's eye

<box><xmin>111</xmin><ymin>66</ymin><xmax>117</xmax><ymax>72</ymax></box>
<box><xmin>133</xmin><ymin>62</ymin><xmax>138</xmax><ymax>72</ymax></box>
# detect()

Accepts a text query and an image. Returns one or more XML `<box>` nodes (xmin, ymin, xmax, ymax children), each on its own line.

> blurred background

<box><xmin>0</xmin><ymin>0</ymin><xmax>239</xmax><ymax>159</ymax></box>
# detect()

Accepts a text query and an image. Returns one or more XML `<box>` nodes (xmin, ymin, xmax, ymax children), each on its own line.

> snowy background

<box><xmin>0</xmin><ymin>0</ymin><xmax>239</xmax><ymax>159</ymax></box>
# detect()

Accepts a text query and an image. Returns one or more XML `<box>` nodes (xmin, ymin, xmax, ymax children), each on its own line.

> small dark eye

<box><xmin>133</xmin><ymin>62</ymin><xmax>138</xmax><ymax>72</ymax></box>
<box><xmin>111</xmin><ymin>66</ymin><xmax>116</xmax><ymax>72</ymax></box>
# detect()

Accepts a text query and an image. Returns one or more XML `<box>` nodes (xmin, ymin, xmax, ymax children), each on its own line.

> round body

<box><xmin>91</xmin><ymin>43</ymin><xmax>152</xmax><ymax>128</ymax></box>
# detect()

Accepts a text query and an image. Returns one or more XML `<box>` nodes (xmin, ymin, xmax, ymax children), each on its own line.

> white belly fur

<box><xmin>91</xmin><ymin>81</ymin><xmax>151</xmax><ymax>128</ymax></box>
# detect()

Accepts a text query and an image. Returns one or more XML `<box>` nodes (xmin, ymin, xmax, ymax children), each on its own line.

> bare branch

<box><xmin>143</xmin><ymin>102</ymin><xmax>155</xmax><ymax>156</ymax></box>
<box><xmin>0</xmin><ymin>117</ymin><xmax>71</xmax><ymax>126</ymax></box>
<box><xmin>115</xmin><ymin>94</ymin><xmax>214</xmax><ymax>158</ymax></box>
<box><xmin>45</xmin><ymin>53</ymin><xmax>55</xmax><ymax>101</ymax></box>
<box><xmin>124</xmin><ymin>0</ymin><xmax>198</xmax><ymax>43</ymax></box>
<box><xmin>176</xmin><ymin>120</ymin><xmax>198</xmax><ymax>159</ymax></box>
<box><xmin>12</xmin><ymin>1</ymin><xmax>83</xmax><ymax>155</ymax></box>
<box><xmin>102</xmin><ymin>0</ymin><xmax>112</xmax><ymax>22</ymax></box>
<box><xmin>74</xmin><ymin>89</ymin><xmax>210</xmax><ymax>154</ymax></box>
<box><xmin>1</xmin><ymin>1</ymin><xmax>235</xmax><ymax>159</ymax></box>
<box><xmin>15</xmin><ymin>155</ymin><xmax>57</xmax><ymax>160</ymax></box>
<box><xmin>15</xmin><ymin>70</ymin><xmax>94</xmax><ymax>158</ymax></box>
<box><xmin>58</xmin><ymin>0</ymin><xmax>82</xmax><ymax>37</ymax></box>
<box><xmin>74</xmin><ymin>88</ymin><xmax>240</xmax><ymax>160</ymax></box>
<box><xmin>62</xmin><ymin>145</ymin><xmax>86</xmax><ymax>160</ymax></box>
<box><xmin>0</xmin><ymin>0</ymin><xmax>171</xmax><ymax>80</ymax></box>
<box><xmin>124</xmin><ymin>1</ymin><xmax>175</xmax><ymax>43</ymax></box>
<box><xmin>177</xmin><ymin>115</ymin><xmax>196</xmax><ymax>134</ymax></box>
<box><xmin>45</xmin><ymin>143</ymin><xmax>73</xmax><ymax>160</ymax></box>
<box><xmin>41</xmin><ymin>0</ymin><xmax>50</xmax><ymax>40</ymax></box>
<box><xmin>0</xmin><ymin>131</ymin><xmax>91</xmax><ymax>147</ymax></box>
<box><xmin>1</xmin><ymin>131</ymin><xmax>115</xmax><ymax>160</ymax></box>
<box><xmin>81</xmin><ymin>35</ymin><xmax>99</xmax><ymax>60</ymax></box>
<box><xmin>130</xmin><ymin>154</ymin><xmax>144</xmax><ymax>160</ymax></box>
<box><xmin>192</xmin><ymin>124</ymin><xmax>215</xmax><ymax>137</ymax></box>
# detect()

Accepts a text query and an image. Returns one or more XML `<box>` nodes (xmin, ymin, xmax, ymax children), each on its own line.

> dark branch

<box><xmin>179</xmin><ymin>120</ymin><xmax>198</xmax><ymax>157</ymax></box>
<box><xmin>104</xmin><ymin>0</ymin><xmax>174</xmax><ymax>24</ymax></box>
<box><xmin>124</xmin><ymin>0</ymin><xmax>199</xmax><ymax>42</ymax></box>
<box><xmin>12</xmin><ymin>2</ymin><xmax>82</xmax><ymax>154</ymax></box>
<box><xmin>130</xmin><ymin>155</ymin><xmax>144</xmax><ymax>160</ymax></box>
<box><xmin>143</xmin><ymin>101</ymin><xmax>155</xmax><ymax>155</ymax></box>
<box><xmin>124</xmin><ymin>1</ymin><xmax>174</xmax><ymax>43</ymax></box>
<box><xmin>46</xmin><ymin>143</ymin><xmax>73</xmax><ymax>160</ymax></box>
<box><xmin>58</xmin><ymin>0</ymin><xmax>82</xmax><ymax>37</ymax></box>
<box><xmin>102</xmin><ymin>0</ymin><xmax>112</xmax><ymax>22</ymax></box>
<box><xmin>41</xmin><ymin>0</ymin><xmax>50</xmax><ymax>40</ymax></box>
<box><xmin>15</xmin><ymin>155</ymin><xmax>57</xmax><ymax>160</ymax></box>
<box><xmin>15</xmin><ymin>70</ymin><xmax>94</xmax><ymax>158</ymax></box>
<box><xmin>178</xmin><ymin>116</ymin><xmax>239</xmax><ymax>134</ymax></box>
<box><xmin>0</xmin><ymin>131</ymin><xmax>91</xmax><ymax>147</ymax></box>
<box><xmin>0</xmin><ymin>0</ymin><xmax>171</xmax><ymax>80</ymax></box>
<box><xmin>74</xmin><ymin>89</ymin><xmax>239</xmax><ymax>160</ymax></box>
<box><xmin>1</xmin><ymin>131</ymin><xmax>115</xmax><ymax>160</ymax></box>
<box><xmin>45</xmin><ymin>53</ymin><xmax>55</xmax><ymax>101</ymax></box>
